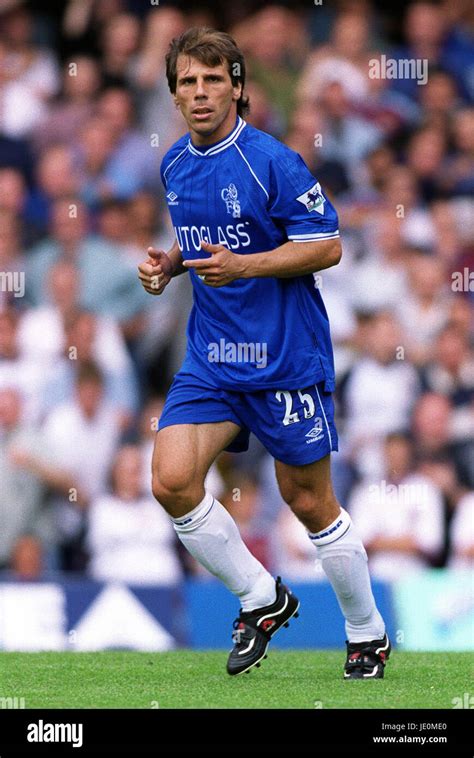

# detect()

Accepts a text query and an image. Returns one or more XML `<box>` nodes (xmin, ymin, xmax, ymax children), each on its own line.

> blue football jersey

<box><xmin>160</xmin><ymin>115</ymin><xmax>340</xmax><ymax>392</ymax></box>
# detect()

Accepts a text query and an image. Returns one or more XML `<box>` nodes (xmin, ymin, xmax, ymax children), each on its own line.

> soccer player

<box><xmin>138</xmin><ymin>27</ymin><xmax>390</xmax><ymax>679</ymax></box>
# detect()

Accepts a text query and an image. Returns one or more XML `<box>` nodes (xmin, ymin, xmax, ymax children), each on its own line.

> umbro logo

<box><xmin>305</xmin><ymin>421</ymin><xmax>324</xmax><ymax>444</ymax></box>
<box><xmin>166</xmin><ymin>190</ymin><xmax>178</xmax><ymax>205</ymax></box>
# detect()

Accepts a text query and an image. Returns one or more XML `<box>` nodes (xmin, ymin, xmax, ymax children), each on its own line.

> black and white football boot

<box><xmin>344</xmin><ymin>633</ymin><xmax>391</xmax><ymax>679</ymax></box>
<box><xmin>226</xmin><ymin>576</ymin><xmax>300</xmax><ymax>676</ymax></box>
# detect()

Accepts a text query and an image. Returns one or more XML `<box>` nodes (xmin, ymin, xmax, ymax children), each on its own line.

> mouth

<box><xmin>192</xmin><ymin>108</ymin><xmax>214</xmax><ymax>120</ymax></box>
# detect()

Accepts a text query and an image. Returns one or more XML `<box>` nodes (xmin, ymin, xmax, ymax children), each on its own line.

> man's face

<box><xmin>173</xmin><ymin>55</ymin><xmax>241</xmax><ymax>143</ymax></box>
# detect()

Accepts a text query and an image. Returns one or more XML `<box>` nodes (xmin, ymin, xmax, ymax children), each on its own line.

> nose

<box><xmin>195</xmin><ymin>77</ymin><xmax>208</xmax><ymax>99</ymax></box>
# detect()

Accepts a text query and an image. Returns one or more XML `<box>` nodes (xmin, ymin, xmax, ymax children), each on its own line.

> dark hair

<box><xmin>165</xmin><ymin>27</ymin><xmax>250</xmax><ymax>117</ymax></box>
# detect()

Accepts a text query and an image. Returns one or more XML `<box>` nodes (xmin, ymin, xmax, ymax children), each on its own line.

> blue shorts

<box><xmin>158</xmin><ymin>371</ymin><xmax>338</xmax><ymax>466</ymax></box>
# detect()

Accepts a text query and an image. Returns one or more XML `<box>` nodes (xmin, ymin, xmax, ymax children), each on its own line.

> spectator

<box><xmin>412</xmin><ymin>392</ymin><xmax>474</xmax><ymax>489</ymax></box>
<box><xmin>337</xmin><ymin>146</ymin><xmax>395</xmax><ymax>232</ymax></box>
<box><xmin>244</xmin><ymin>79</ymin><xmax>283</xmax><ymax>138</ymax></box>
<box><xmin>389</xmin><ymin>2</ymin><xmax>473</xmax><ymax>102</ymax></box>
<box><xmin>449</xmin><ymin>297</ymin><xmax>473</xmax><ymax>343</ymax></box>
<box><xmin>0</xmin><ymin>309</ymin><xmax>48</xmax><ymax>422</ymax></box>
<box><xmin>314</xmin><ymin>81</ymin><xmax>383</xmax><ymax>176</ymax></box>
<box><xmin>18</xmin><ymin>261</ymin><xmax>132</xmax><ymax>373</ymax></box>
<box><xmin>32</xmin><ymin>56</ymin><xmax>101</xmax><ymax>154</ymax></box>
<box><xmin>0</xmin><ymin>39</ymin><xmax>44</xmax><ymax>139</ymax></box>
<box><xmin>0</xmin><ymin>167</ymin><xmax>26</xmax><ymax>216</ymax></box>
<box><xmin>351</xmin><ymin>212</ymin><xmax>410</xmax><ymax>313</ymax></box>
<box><xmin>26</xmin><ymin>197</ymin><xmax>149</xmax><ymax>326</ymax></box>
<box><xmin>0</xmin><ymin>2</ymin><xmax>60</xmax><ymax>102</ymax></box>
<box><xmin>405</xmin><ymin>127</ymin><xmax>448</xmax><ymax>204</ymax></box>
<box><xmin>36</xmin><ymin>360</ymin><xmax>122</xmax><ymax>569</ymax></box>
<box><xmin>420</xmin><ymin>323</ymin><xmax>474</xmax><ymax>407</ymax></box>
<box><xmin>233</xmin><ymin>5</ymin><xmax>309</xmax><ymax>131</ymax></box>
<box><xmin>62</xmin><ymin>0</ymin><xmax>127</xmax><ymax>58</ymax></box>
<box><xmin>430</xmin><ymin>198</ymin><xmax>468</xmax><ymax>267</ymax></box>
<box><xmin>130</xmin><ymin>6</ymin><xmax>186</xmax><ymax>155</ymax></box>
<box><xmin>96</xmin><ymin>86</ymin><xmax>159</xmax><ymax>192</ymax></box>
<box><xmin>348</xmin><ymin>432</ymin><xmax>445</xmax><ymax>580</ymax></box>
<box><xmin>397</xmin><ymin>252</ymin><xmax>451</xmax><ymax>366</ymax></box>
<box><xmin>41</xmin><ymin>310</ymin><xmax>139</xmax><ymax>429</ymax></box>
<box><xmin>449</xmin><ymin>492</ymin><xmax>474</xmax><ymax>571</ymax></box>
<box><xmin>75</xmin><ymin>117</ymin><xmax>129</xmax><ymax>207</ymax></box>
<box><xmin>381</xmin><ymin>167</ymin><xmax>436</xmax><ymax>251</ymax></box>
<box><xmin>96</xmin><ymin>197</ymin><xmax>130</xmax><ymax>246</ymax></box>
<box><xmin>417</xmin><ymin>453</ymin><xmax>465</xmax><ymax>566</ymax></box>
<box><xmin>0</xmin><ymin>208</ymin><xmax>26</xmax><ymax>307</ymax></box>
<box><xmin>87</xmin><ymin>445</ymin><xmax>182</xmax><ymax>585</ymax></box>
<box><xmin>0</xmin><ymin>387</ymin><xmax>52</xmax><ymax>572</ymax></box>
<box><xmin>23</xmin><ymin>144</ymin><xmax>80</xmax><ymax>239</ymax></box>
<box><xmin>342</xmin><ymin>310</ymin><xmax>420</xmax><ymax>479</ymax></box>
<box><xmin>418</xmin><ymin>69</ymin><xmax>461</xmax><ymax>132</ymax></box>
<box><xmin>441</xmin><ymin>108</ymin><xmax>474</xmax><ymax>198</ymax></box>
<box><xmin>100</xmin><ymin>13</ymin><xmax>141</xmax><ymax>86</ymax></box>
<box><xmin>284</xmin><ymin>101</ymin><xmax>323</xmax><ymax>173</ymax></box>
<box><xmin>360</xmin><ymin>62</ymin><xmax>421</xmax><ymax>138</ymax></box>
<box><xmin>296</xmin><ymin>11</ymin><xmax>374</xmax><ymax>106</ymax></box>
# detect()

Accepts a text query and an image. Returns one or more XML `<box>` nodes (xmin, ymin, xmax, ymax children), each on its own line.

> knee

<box><xmin>279</xmin><ymin>477</ymin><xmax>315</xmax><ymax>511</ymax></box>
<box><xmin>283</xmin><ymin>485</ymin><xmax>340</xmax><ymax>532</ymax></box>
<box><xmin>287</xmin><ymin>488</ymin><xmax>320</xmax><ymax>523</ymax></box>
<box><xmin>278</xmin><ymin>476</ymin><xmax>311</xmax><ymax>515</ymax></box>
<box><xmin>151</xmin><ymin>467</ymin><xmax>202</xmax><ymax>513</ymax></box>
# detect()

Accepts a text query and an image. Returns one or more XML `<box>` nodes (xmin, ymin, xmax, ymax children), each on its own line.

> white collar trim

<box><xmin>187</xmin><ymin>116</ymin><xmax>246</xmax><ymax>157</ymax></box>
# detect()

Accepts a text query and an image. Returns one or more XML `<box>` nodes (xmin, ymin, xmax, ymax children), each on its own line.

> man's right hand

<box><xmin>138</xmin><ymin>247</ymin><xmax>174</xmax><ymax>296</ymax></box>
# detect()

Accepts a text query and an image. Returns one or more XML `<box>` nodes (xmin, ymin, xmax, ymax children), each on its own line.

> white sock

<box><xmin>171</xmin><ymin>492</ymin><xmax>276</xmax><ymax>612</ymax></box>
<box><xmin>308</xmin><ymin>508</ymin><xmax>386</xmax><ymax>643</ymax></box>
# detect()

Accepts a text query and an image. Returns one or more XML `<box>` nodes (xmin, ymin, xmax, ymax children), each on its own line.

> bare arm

<box><xmin>183</xmin><ymin>238</ymin><xmax>342</xmax><ymax>286</ymax></box>
<box><xmin>367</xmin><ymin>535</ymin><xmax>420</xmax><ymax>554</ymax></box>
<box><xmin>9</xmin><ymin>448</ymin><xmax>88</xmax><ymax>507</ymax></box>
<box><xmin>366</xmin><ymin>535</ymin><xmax>439</xmax><ymax>565</ymax></box>
<box><xmin>238</xmin><ymin>238</ymin><xmax>342</xmax><ymax>278</ymax></box>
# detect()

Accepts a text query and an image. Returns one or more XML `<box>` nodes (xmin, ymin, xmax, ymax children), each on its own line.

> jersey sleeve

<box><xmin>160</xmin><ymin>155</ymin><xmax>169</xmax><ymax>190</ymax></box>
<box><xmin>267</xmin><ymin>147</ymin><xmax>339</xmax><ymax>242</ymax></box>
<box><xmin>160</xmin><ymin>139</ymin><xmax>187</xmax><ymax>190</ymax></box>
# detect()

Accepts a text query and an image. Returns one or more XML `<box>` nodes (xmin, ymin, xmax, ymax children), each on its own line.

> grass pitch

<box><xmin>1</xmin><ymin>650</ymin><xmax>470</xmax><ymax>709</ymax></box>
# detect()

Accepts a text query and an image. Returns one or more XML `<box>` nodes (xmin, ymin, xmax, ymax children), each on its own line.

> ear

<box><xmin>232</xmin><ymin>81</ymin><xmax>242</xmax><ymax>102</ymax></box>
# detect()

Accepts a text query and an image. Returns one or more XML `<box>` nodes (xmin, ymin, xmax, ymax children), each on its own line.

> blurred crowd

<box><xmin>0</xmin><ymin>0</ymin><xmax>472</xmax><ymax>587</ymax></box>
